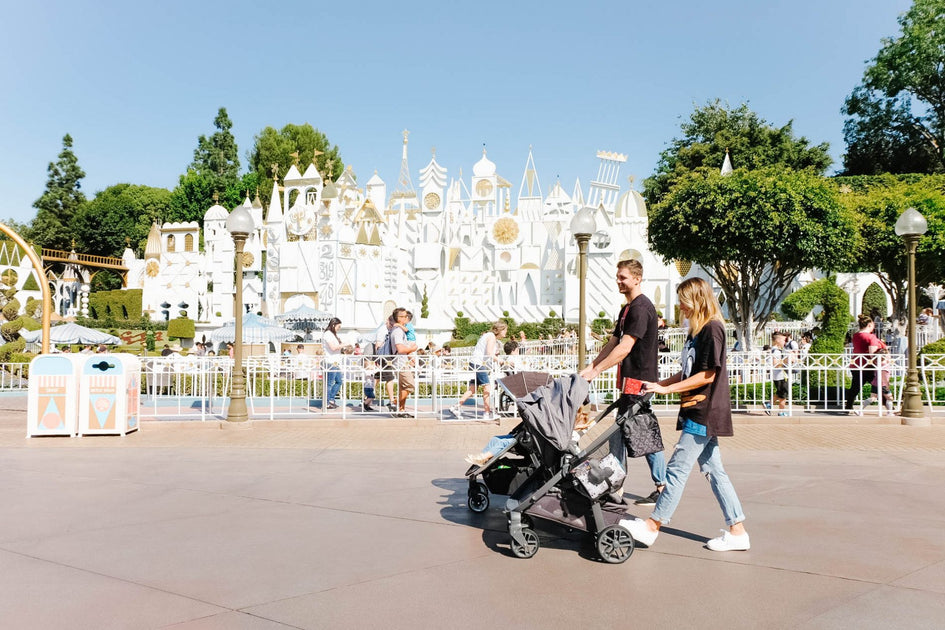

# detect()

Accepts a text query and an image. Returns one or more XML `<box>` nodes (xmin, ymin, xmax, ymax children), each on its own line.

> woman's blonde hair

<box><xmin>492</xmin><ymin>321</ymin><xmax>509</xmax><ymax>337</ymax></box>
<box><xmin>677</xmin><ymin>277</ymin><xmax>724</xmax><ymax>336</ymax></box>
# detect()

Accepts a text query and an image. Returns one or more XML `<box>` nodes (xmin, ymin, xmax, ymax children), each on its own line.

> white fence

<box><xmin>2</xmin><ymin>349</ymin><xmax>943</xmax><ymax>420</ymax></box>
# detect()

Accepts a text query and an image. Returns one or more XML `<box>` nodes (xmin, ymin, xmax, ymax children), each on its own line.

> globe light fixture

<box><xmin>570</xmin><ymin>207</ymin><xmax>597</xmax><ymax>368</ymax></box>
<box><xmin>895</xmin><ymin>207</ymin><xmax>929</xmax><ymax>424</ymax></box>
<box><xmin>226</xmin><ymin>204</ymin><xmax>254</xmax><ymax>423</ymax></box>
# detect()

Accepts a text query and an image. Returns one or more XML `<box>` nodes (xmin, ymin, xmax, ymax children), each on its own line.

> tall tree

<box><xmin>836</xmin><ymin>174</ymin><xmax>945</xmax><ymax>318</ymax></box>
<box><xmin>73</xmin><ymin>184</ymin><xmax>172</xmax><ymax>258</ymax></box>
<box><xmin>644</xmin><ymin>100</ymin><xmax>831</xmax><ymax>204</ymax></box>
<box><xmin>842</xmin><ymin>0</ymin><xmax>945</xmax><ymax>174</ymax></box>
<box><xmin>249</xmin><ymin>123</ymin><xmax>343</xmax><ymax>203</ymax></box>
<box><xmin>169</xmin><ymin>107</ymin><xmax>256</xmax><ymax>224</ymax></box>
<box><xmin>29</xmin><ymin>134</ymin><xmax>87</xmax><ymax>250</ymax></box>
<box><xmin>648</xmin><ymin>168</ymin><xmax>858</xmax><ymax>349</ymax></box>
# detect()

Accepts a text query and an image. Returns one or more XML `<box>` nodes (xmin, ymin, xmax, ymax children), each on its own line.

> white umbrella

<box><xmin>20</xmin><ymin>322</ymin><xmax>121</xmax><ymax>345</ymax></box>
<box><xmin>277</xmin><ymin>305</ymin><xmax>333</xmax><ymax>326</ymax></box>
<box><xmin>208</xmin><ymin>313</ymin><xmax>299</xmax><ymax>344</ymax></box>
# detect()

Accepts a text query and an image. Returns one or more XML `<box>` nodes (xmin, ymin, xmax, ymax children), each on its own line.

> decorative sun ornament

<box><xmin>146</xmin><ymin>260</ymin><xmax>160</xmax><ymax>277</ymax></box>
<box><xmin>423</xmin><ymin>192</ymin><xmax>441</xmax><ymax>209</ymax></box>
<box><xmin>492</xmin><ymin>217</ymin><xmax>519</xmax><ymax>245</ymax></box>
<box><xmin>241</xmin><ymin>252</ymin><xmax>255</xmax><ymax>267</ymax></box>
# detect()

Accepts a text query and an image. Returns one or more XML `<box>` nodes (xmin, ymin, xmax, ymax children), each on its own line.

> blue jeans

<box><xmin>650</xmin><ymin>431</ymin><xmax>745</xmax><ymax>527</ymax></box>
<box><xmin>325</xmin><ymin>367</ymin><xmax>342</xmax><ymax>403</ymax></box>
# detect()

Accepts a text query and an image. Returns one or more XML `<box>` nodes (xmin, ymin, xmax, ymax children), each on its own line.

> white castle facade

<box><xmin>118</xmin><ymin>136</ymin><xmax>683</xmax><ymax>338</ymax></box>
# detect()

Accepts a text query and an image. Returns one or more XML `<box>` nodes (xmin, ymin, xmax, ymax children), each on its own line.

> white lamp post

<box><xmin>570</xmin><ymin>207</ymin><xmax>597</xmax><ymax>369</ymax></box>
<box><xmin>894</xmin><ymin>207</ymin><xmax>928</xmax><ymax>425</ymax></box>
<box><xmin>226</xmin><ymin>204</ymin><xmax>255</xmax><ymax>423</ymax></box>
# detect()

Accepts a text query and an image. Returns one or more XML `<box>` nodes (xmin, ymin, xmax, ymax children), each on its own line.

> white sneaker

<box><xmin>618</xmin><ymin>517</ymin><xmax>659</xmax><ymax>547</ymax></box>
<box><xmin>449</xmin><ymin>405</ymin><xmax>461</xmax><ymax>417</ymax></box>
<box><xmin>706</xmin><ymin>529</ymin><xmax>750</xmax><ymax>552</ymax></box>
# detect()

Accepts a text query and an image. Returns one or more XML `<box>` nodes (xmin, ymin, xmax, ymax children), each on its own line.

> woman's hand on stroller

<box><xmin>578</xmin><ymin>364</ymin><xmax>598</xmax><ymax>381</ymax></box>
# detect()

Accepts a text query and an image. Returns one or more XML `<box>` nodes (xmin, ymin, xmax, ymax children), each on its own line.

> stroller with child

<box><xmin>464</xmin><ymin>372</ymin><xmax>554</xmax><ymax>513</ymax></box>
<box><xmin>504</xmin><ymin>373</ymin><xmax>651</xmax><ymax>564</ymax></box>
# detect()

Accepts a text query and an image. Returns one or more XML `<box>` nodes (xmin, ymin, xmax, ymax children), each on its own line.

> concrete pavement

<box><xmin>1</xmin><ymin>394</ymin><xmax>944</xmax><ymax>629</ymax></box>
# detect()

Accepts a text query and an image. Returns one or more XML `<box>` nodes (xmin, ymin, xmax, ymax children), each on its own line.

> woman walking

<box><xmin>844</xmin><ymin>313</ymin><xmax>885</xmax><ymax>415</ymax></box>
<box><xmin>322</xmin><ymin>317</ymin><xmax>344</xmax><ymax>410</ymax></box>
<box><xmin>621</xmin><ymin>277</ymin><xmax>750</xmax><ymax>552</ymax></box>
<box><xmin>450</xmin><ymin>321</ymin><xmax>508</xmax><ymax>421</ymax></box>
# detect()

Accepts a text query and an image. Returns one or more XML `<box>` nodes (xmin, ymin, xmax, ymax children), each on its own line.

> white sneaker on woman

<box><xmin>706</xmin><ymin>529</ymin><xmax>750</xmax><ymax>551</ymax></box>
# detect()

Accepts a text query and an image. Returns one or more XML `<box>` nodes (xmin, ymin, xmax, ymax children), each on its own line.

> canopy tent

<box><xmin>276</xmin><ymin>305</ymin><xmax>333</xmax><ymax>329</ymax></box>
<box><xmin>207</xmin><ymin>313</ymin><xmax>300</xmax><ymax>344</ymax></box>
<box><xmin>20</xmin><ymin>322</ymin><xmax>121</xmax><ymax>346</ymax></box>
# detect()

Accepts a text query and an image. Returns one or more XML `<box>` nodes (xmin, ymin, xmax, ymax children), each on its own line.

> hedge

<box><xmin>88</xmin><ymin>289</ymin><xmax>142</xmax><ymax>321</ymax></box>
<box><xmin>167</xmin><ymin>317</ymin><xmax>195</xmax><ymax>340</ymax></box>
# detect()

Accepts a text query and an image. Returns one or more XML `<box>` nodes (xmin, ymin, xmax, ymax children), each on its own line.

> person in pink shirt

<box><xmin>844</xmin><ymin>314</ymin><xmax>886</xmax><ymax>414</ymax></box>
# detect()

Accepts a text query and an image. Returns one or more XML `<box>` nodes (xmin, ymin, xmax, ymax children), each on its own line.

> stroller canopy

<box><xmin>516</xmin><ymin>373</ymin><xmax>589</xmax><ymax>452</ymax></box>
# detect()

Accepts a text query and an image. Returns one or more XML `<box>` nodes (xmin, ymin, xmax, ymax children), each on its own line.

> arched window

<box><xmin>167</xmin><ymin>235</ymin><xmax>176</xmax><ymax>252</ymax></box>
<box><xmin>184</xmin><ymin>234</ymin><xmax>194</xmax><ymax>252</ymax></box>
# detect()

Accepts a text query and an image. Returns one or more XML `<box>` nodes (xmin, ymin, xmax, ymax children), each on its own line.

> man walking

<box><xmin>580</xmin><ymin>259</ymin><xmax>665</xmax><ymax>506</ymax></box>
<box><xmin>390</xmin><ymin>307</ymin><xmax>418</xmax><ymax>417</ymax></box>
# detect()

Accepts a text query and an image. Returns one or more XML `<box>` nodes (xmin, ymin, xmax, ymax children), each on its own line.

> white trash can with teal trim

<box><xmin>78</xmin><ymin>354</ymin><xmax>141</xmax><ymax>436</ymax></box>
<box><xmin>27</xmin><ymin>354</ymin><xmax>85</xmax><ymax>437</ymax></box>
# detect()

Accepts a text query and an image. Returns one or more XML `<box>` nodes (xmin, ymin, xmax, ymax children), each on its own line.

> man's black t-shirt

<box><xmin>612</xmin><ymin>294</ymin><xmax>658</xmax><ymax>382</ymax></box>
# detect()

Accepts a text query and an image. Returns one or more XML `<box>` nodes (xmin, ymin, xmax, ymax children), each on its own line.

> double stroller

<box><xmin>465</xmin><ymin>371</ymin><xmax>648</xmax><ymax>564</ymax></box>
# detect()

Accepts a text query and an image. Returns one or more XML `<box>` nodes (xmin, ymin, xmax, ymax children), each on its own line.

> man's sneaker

<box><xmin>362</xmin><ymin>403</ymin><xmax>375</xmax><ymax>412</ymax></box>
<box><xmin>885</xmin><ymin>400</ymin><xmax>895</xmax><ymax>411</ymax></box>
<box><xmin>386</xmin><ymin>403</ymin><xmax>397</xmax><ymax>412</ymax></box>
<box><xmin>706</xmin><ymin>529</ymin><xmax>750</xmax><ymax>552</ymax></box>
<box><xmin>634</xmin><ymin>489</ymin><xmax>661</xmax><ymax>506</ymax></box>
<box><xmin>449</xmin><ymin>405</ymin><xmax>462</xmax><ymax>417</ymax></box>
<box><xmin>618</xmin><ymin>517</ymin><xmax>659</xmax><ymax>547</ymax></box>
<box><xmin>762</xmin><ymin>401</ymin><xmax>771</xmax><ymax>415</ymax></box>
<box><xmin>777</xmin><ymin>411</ymin><xmax>788</xmax><ymax>417</ymax></box>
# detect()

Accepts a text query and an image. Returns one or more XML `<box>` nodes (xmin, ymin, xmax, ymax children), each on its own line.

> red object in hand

<box><xmin>621</xmin><ymin>377</ymin><xmax>644</xmax><ymax>395</ymax></box>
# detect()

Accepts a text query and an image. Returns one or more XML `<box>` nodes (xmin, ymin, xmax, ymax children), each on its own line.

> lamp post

<box><xmin>894</xmin><ymin>207</ymin><xmax>929</xmax><ymax>425</ymax></box>
<box><xmin>570</xmin><ymin>207</ymin><xmax>597</xmax><ymax>369</ymax></box>
<box><xmin>226</xmin><ymin>204</ymin><xmax>255</xmax><ymax>423</ymax></box>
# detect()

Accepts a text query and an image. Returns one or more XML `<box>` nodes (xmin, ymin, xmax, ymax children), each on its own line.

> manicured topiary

<box><xmin>167</xmin><ymin>317</ymin><xmax>195</xmax><ymax>340</ymax></box>
<box><xmin>781</xmin><ymin>276</ymin><xmax>851</xmax><ymax>354</ymax></box>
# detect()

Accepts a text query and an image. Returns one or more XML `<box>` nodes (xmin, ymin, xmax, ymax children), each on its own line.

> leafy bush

<box><xmin>861</xmin><ymin>283</ymin><xmax>888</xmax><ymax>319</ymax></box>
<box><xmin>88</xmin><ymin>289</ymin><xmax>142</xmax><ymax>321</ymax></box>
<box><xmin>167</xmin><ymin>317</ymin><xmax>195</xmax><ymax>340</ymax></box>
<box><xmin>920</xmin><ymin>337</ymin><xmax>945</xmax><ymax>355</ymax></box>
<box><xmin>782</xmin><ymin>277</ymin><xmax>850</xmax><ymax>353</ymax></box>
<box><xmin>0</xmin><ymin>337</ymin><xmax>25</xmax><ymax>362</ymax></box>
<box><xmin>2</xmin><ymin>297</ymin><xmax>20</xmax><ymax>322</ymax></box>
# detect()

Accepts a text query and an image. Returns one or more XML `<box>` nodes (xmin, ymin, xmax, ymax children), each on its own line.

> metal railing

<box><xmin>4</xmin><ymin>349</ymin><xmax>945</xmax><ymax>419</ymax></box>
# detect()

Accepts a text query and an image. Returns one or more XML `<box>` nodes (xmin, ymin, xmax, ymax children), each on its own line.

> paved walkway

<box><xmin>2</xmin><ymin>395</ymin><xmax>944</xmax><ymax>628</ymax></box>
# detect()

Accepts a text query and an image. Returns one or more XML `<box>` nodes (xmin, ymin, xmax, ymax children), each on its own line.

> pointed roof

<box><xmin>367</xmin><ymin>170</ymin><xmax>385</xmax><ymax>186</ymax></box>
<box><xmin>266</xmin><ymin>178</ymin><xmax>283</xmax><ymax>223</ymax></box>
<box><xmin>299</xmin><ymin>162</ymin><xmax>323</xmax><ymax>186</ymax></box>
<box><xmin>145</xmin><ymin>222</ymin><xmax>162</xmax><ymax>260</ymax></box>
<box><xmin>721</xmin><ymin>150</ymin><xmax>733</xmax><ymax>176</ymax></box>
<box><xmin>419</xmin><ymin>150</ymin><xmax>447</xmax><ymax>189</ymax></box>
<box><xmin>571</xmin><ymin>178</ymin><xmax>585</xmax><ymax>208</ymax></box>
<box><xmin>517</xmin><ymin>147</ymin><xmax>543</xmax><ymax>200</ymax></box>
<box><xmin>284</xmin><ymin>163</ymin><xmax>303</xmax><ymax>183</ymax></box>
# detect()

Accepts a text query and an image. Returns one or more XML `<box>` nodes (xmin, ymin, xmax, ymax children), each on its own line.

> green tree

<box><xmin>29</xmin><ymin>134</ymin><xmax>87</xmax><ymax>250</ymax></box>
<box><xmin>647</xmin><ymin>168</ymin><xmax>858</xmax><ymax>349</ymax></box>
<box><xmin>643</xmin><ymin>101</ymin><xmax>831</xmax><ymax>204</ymax></box>
<box><xmin>842</xmin><ymin>0</ymin><xmax>945</xmax><ymax>174</ymax></box>
<box><xmin>73</xmin><ymin>184</ymin><xmax>172</xmax><ymax>258</ymax></box>
<box><xmin>249</xmin><ymin>123</ymin><xmax>343</xmax><ymax>203</ymax></box>
<box><xmin>836</xmin><ymin>174</ymin><xmax>945</xmax><ymax>319</ymax></box>
<box><xmin>168</xmin><ymin>108</ymin><xmax>258</xmax><ymax>224</ymax></box>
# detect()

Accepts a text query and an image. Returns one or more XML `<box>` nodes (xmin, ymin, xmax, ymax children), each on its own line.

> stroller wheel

<box><xmin>468</xmin><ymin>491</ymin><xmax>489</xmax><ymax>513</ymax></box>
<box><xmin>596</xmin><ymin>524</ymin><xmax>635</xmax><ymax>564</ymax></box>
<box><xmin>511</xmin><ymin>527</ymin><xmax>540</xmax><ymax>559</ymax></box>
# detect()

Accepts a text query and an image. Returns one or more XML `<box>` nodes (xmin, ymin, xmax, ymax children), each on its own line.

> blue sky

<box><xmin>0</xmin><ymin>0</ymin><xmax>913</xmax><ymax>224</ymax></box>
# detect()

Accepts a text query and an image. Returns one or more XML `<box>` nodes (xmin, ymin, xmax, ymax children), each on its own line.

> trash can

<box><xmin>27</xmin><ymin>354</ymin><xmax>85</xmax><ymax>437</ymax></box>
<box><xmin>78</xmin><ymin>354</ymin><xmax>141</xmax><ymax>436</ymax></box>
